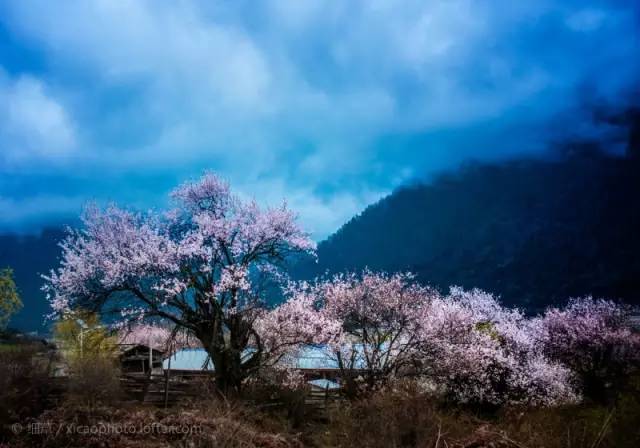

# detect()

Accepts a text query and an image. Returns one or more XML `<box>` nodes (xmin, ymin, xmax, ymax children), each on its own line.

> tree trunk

<box><xmin>196</xmin><ymin>314</ymin><xmax>252</xmax><ymax>397</ymax></box>
<box><xmin>205</xmin><ymin>345</ymin><xmax>244</xmax><ymax>397</ymax></box>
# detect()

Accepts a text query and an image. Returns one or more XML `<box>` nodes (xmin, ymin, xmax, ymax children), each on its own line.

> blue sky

<box><xmin>0</xmin><ymin>0</ymin><xmax>638</xmax><ymax>239</ymax></box>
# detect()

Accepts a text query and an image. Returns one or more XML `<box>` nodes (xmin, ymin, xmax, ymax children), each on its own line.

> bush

<box><xmin>319</xmin><ymin>382</ymin><xmax>640</xmax><ymax>448</ymax></box>
<box><xmin>322</xmin><ymin>383</ymin><xmax>475</xmax><ymax>447</ymax></box>
<box><xmin>65</xmin><ymin>355</ymin><xmax>123</xmax><ymax>407</ymax></box>
<box><xmin>0</xmin><ymin>342</ymin><xmax>61</xmax><ymax>444</ymax></box>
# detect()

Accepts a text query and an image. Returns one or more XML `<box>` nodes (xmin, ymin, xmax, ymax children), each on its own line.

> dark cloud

<box><xmin>0</xmin><ymin>0</ymin><xmax>638</xmax><ymax>238</ymax></box>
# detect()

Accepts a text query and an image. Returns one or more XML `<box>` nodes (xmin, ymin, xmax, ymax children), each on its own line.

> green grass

<box><xmin>0</xmin><ymin>342</ymin><xmax>22</xmax><ymax>352</ymax></box>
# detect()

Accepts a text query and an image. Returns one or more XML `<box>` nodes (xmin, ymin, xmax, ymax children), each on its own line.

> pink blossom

<box><xmin>418</xmin><ymin>287</ymin><xmax>579</xmax><ymax>406</ymax></box>
<box><xmin>265</xmin><ymin>276</ymin><xmax>581</xmax><ymax>405</ymax></box>
<box><xmin>118</xmin><ymin>323</ymin><xmax>200</xmax><ymax>352</ymax></box>
<box><xmin>539</xmin><ymin>297</ymin><xmax>640</xmax><ymax>400</ymax></box>
<box><xmin>43</xmin><ymin>172</ymin><xmax>315</xmax><ymax>393</ymax></box>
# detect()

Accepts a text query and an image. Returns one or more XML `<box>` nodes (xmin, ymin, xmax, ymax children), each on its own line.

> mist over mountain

<box><xmin>3</xmin><ymin>107</ymin><xmax>640</xmax><ymax>331</ymax></box>
<box><xmin>294</xmin><ymin>139</ymin><xmax>640</xmax><ymax>312</ymax></box>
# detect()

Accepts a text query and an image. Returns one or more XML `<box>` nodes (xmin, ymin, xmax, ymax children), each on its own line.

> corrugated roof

<box><xmin>293</xmin><ymin>345</ymin><xmax>340</xmax><ymax>369</ymax></box>
<box><xmin>308</xmin><ymin>378</ymin><xmax>341</xmax><ymax>390</ymax></box>
<box><xmin>163</xmin><ymin>348</ymin><xmax>214</xmax><ymax>371</ymax></box>
<box><xmin>291</xmin><ymin>344</ymin><xmax>371</xmax><ymax>370</ymax></box>
<box><xmin>163</xmin><ymin>344</ymin><xmax>373</xmax><ymax>371</ymax></box>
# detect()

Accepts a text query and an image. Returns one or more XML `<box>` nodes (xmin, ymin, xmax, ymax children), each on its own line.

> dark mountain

<box><xmin>0</xmin><ymin>228</ymin><xmax>66</xmax><ymax>332</ymax></box>
<box><xmin>294</xmin><ymin>148</ymin><xmax>640</xmax><ymax>312</ymax></box>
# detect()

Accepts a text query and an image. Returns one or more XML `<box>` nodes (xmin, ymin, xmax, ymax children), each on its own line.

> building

<box><xmin>160</xmin><ymin>345</ymin><xmax>368</xmax><ymax>390</ymax></box>
<box><xmin>119</xmin><ymin>344</ymin><xmax>164</xmax><ymax>375</ymax></box>
<box><xmin>162</xmin><ymin>347</ymin><xmax>214</xmax><ymax>374</ymax></box>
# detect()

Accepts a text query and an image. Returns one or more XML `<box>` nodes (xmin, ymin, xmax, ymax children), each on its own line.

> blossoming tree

<box><xmin>318</xmin><ymin>271</ymin><xmax>434</xmax><ymax>394</ymax></box>
<box><xmin>540</xmin><ymin>297</ymin><xmax>640</xmax><ymax>402</ymax></box>
<box><xmin>266</xmin><ymin>274</ymin><xmax>580</xmax><ymax>405</ymax></box>
<box><xmin>118</xmin><ymin>323</ymin><xmax>201</xmax><ymax>352</ymax></box>
<box><xmin>256</xmin><ymin>272</ymin><xmax>434</xmax><ymax>394</ymax></box>
<box><xmin>44</xmin><ymin>173</ymin><xmax>315</xmax><ymax>394</ymax></box>
<box><xmin>419</xmin><ymin>288</ymin><xmax>579</xmax><ymax>407</ymax></box>
<box><xmin>252</xmin><ymin>283</ymin><xmax>341</xmax><ymax>388</ymax></box>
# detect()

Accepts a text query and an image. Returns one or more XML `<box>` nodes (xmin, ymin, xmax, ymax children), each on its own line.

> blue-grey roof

<box><xmin>163</xmin><ymin>347</ymin><xmax>257</xmax><ymax>371</ymax></box>
<box><xmin>294</xmin><ymin>344</ymin><xmax>370</xmax><ymax>370</ymax></box>
<box><xmin>163</xmin><ymin>348</ymin><xmax>213</xmax><ymax>371</ymax></box>
<box><xmin>294</xmin><ymin>345</ymin><xmax>340</xmax><ymax>369</ymax></box>
<box><xmin>308</xmin><ymin>378</ymin><xmax>341</xmax><ymax>390</ymax></box>
<box><xmin>163</xmin><ymin>345</ymin><xmax>370</xmax><ymax>371</ymax></box>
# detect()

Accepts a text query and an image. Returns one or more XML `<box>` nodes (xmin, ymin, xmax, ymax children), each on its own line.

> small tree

<box><xmin>52</xmin><ymin>310</ymin><xmax>122</xmax><ymax>407</ymax></box>
<box><xmin>321</xmin><ymin>271</ymin><xmax>434</xmax><ymax>394</ymax></box>
<box><xmin>53</xmin><ymin>310</ymin><xmax>117</xmax><ymax>360</ymax></box>
<box><xmin>0</xmin><ymin>267</ymin><xmax>22</xmax><ymax>331</ymax></box>
<box><xmin>270</xmin><ymin>271</ymin><xmax>434</xmax><ymax>395</ymax></box>
<box><xmin>255</xmin><ymin>281</ymin><xmax>342</xmax><ymax>389</ymax></box>
<box><xmin>44</xmin><ymin>173</ymin><xmax>314</xmax><ymax>395</ymax></box>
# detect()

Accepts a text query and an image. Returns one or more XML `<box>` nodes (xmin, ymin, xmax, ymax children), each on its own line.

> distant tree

<box><xmin>44</xmin><ymin>173</ymin><xmax>315</xmax><ymax>395</ymax></box>
<box><xmin>540</xmin><ymin>297</ymin><xmax>640</xmax><ymax>403</ymax></box>
<box><xmin>257</xmin><ymin>271</ymin><xmax>433</xmax><ymax>394</ymax></box>
<box><xmin>0</xmin><ymin>267</ymin><xmax>22</xmax><ymax>330</ymax></box>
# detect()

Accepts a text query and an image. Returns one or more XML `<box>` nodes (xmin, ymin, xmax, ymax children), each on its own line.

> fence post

<box><xmin>164</xmin><ymin>355</ymin><xmax>171</xmax><ymax>409</ymax></box>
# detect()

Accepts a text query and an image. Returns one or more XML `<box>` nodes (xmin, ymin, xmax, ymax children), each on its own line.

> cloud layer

<box><xmin>0</xmin><ymin>0</ymin><xmax>638</xmax><ymax>238</ymax></box>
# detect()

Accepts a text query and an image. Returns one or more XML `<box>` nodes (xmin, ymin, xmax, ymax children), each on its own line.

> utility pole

<box><xmin>76</xmin><ymin>319</ymin><xmax>88</xmax><ymax>359</ymax></box>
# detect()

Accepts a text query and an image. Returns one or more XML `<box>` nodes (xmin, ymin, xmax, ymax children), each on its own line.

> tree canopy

<box><xmin>44</xmin><ymin>173</ymin><xmax>314</xmax><ymax>393</ymax></box>
<box><xmin>0</xmin><ymin>267</ymin><xmax>22</xmax><ymax>330</ymax></box>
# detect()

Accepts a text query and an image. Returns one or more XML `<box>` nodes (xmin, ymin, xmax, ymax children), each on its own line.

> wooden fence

<box><xmin>119</xmin><ymin>371</ymin><xmax>344</xmax><ymax>415</ymax></box>
<box><xmin>120</xmin><ymin>372</ymin><xmax>212</xmax><ymax>406</ymax></box>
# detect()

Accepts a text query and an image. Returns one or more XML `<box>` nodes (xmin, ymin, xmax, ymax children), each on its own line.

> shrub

<box><xmin>0</xmin><ymin>343</ymin><xmax>58</xmax><ymax>443</ymax></box>
<box><xmin>65</xmin><ymin>354</ymin><xmax>123</xmax><ymax>408</ymax></box>
<box><xmin>322</xmin><ymin>383</ymin><xmax>476</xmax><ymax>447</ymax></box>
<box><xmin>321</xmin><ymin>383</ymin><xmax>640</xmax><ymax>448</ymax></box>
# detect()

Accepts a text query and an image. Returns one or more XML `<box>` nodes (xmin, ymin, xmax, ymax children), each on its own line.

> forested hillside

<box><xmin>295</xmin><ymin>148</ymin><xmax>640</xmax><ymax>311</ymax></box>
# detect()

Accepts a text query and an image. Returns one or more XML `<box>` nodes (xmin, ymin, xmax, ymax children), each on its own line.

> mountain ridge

<box><xmin>293</xmin><ymin>147</ymin><xmax>640</xmax><ymax>311</ymax></box>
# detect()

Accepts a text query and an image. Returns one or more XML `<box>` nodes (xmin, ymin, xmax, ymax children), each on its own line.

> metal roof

<box><xmin>293</xmin><ymin>345</ymin><xmax>340</xmax><ymax>370</ymax></box>
<box><xmin>163</xmin><ymin>348</ymin><xmax>214</xmax><ymax>371</ymax></box>
<box><xmin>308</xmin><ymin>378</ymin><xmax>341</xmax><ymax>390</ymax></box>
<box><xmin>163</xmin><ymin>344</ymin><xmax>372</xmax><ymax>372</ymax></box>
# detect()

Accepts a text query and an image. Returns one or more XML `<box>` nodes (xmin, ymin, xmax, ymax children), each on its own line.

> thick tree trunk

<box><xmin>195</xmin><ymin>322</ymin><xmax>245</xmax><ymax>397</ymax></box>
<box><xmin>195</xmin><ymin>312</ymin><xmax>256</xmax><ymax>397</ymax></box>
<box><xmin>205</xmin><ymin>345</ymin><xmax>244</xmax><ymax>397</ymax></box>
